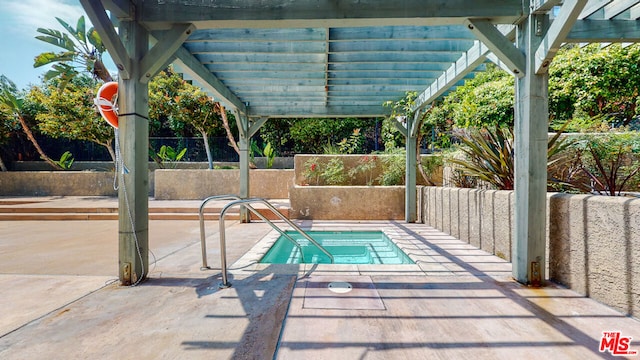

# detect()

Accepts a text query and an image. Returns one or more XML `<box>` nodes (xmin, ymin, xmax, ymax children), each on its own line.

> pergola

<box><xmin>80</xmin><ymin>0</ymin><xmax>640</xmax><ymax>286</ymax></box>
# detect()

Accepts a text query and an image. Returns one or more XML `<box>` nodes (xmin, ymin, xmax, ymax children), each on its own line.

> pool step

<box><xmin>273</xmin><ymin>239</ymin><xmax>413</xmax><ymax>265</ymax></box>
<box><xmin>0</xmin><ymin>205</ymin><xmax>290</xmax><ymax>221</ymax></box>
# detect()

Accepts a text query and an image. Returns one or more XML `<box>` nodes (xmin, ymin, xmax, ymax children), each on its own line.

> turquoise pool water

<box><xmin>259</xmin><ymin>231</ymin><xmax>414</xmax><ymax>264</ymax></box>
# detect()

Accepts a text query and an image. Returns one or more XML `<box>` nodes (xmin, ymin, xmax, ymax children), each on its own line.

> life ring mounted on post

<box><xmin>95</xmin><ymin>81</ymin><xmax>119</xmax><ymax>129</ymax></box>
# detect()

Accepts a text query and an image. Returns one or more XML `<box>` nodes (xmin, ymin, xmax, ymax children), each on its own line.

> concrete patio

<box><xmin>1</xmin><ymin>196</ymin><xmax>639</xmax><ymax>359</ymax></box>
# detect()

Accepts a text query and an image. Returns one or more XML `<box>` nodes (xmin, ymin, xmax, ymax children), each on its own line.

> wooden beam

<box><xmin>579</xmin><ymin>0</ymin><xmax>613</xmax><ymax>19</ymax></box>
<box><xmin>246</xmin><ymin>104</ymin><xmax>388</xmax><ymax>118</ymax></box>
<box><xmin>103</xmin><ymin>0</ymin><xmax>131</xmax><ymax>19</ymax></box>
<box><xmin>139</xmin><ymin>0</ymin><xmax>526</xmax><ymax>29</ymax></box>
<box><xmin>248</xmin><ymin>117</ymin><xmax>269</xmax><ymax>139</ymax></box>
<box><xmin>172</xmin><ymin>47</ymin><xmax>247</xmax><ymax>114</ymax></box>
<box><xmin>79</xmin><ymin>0</ymin><xmax>131</xmax><ymax>79</ymax></box>
<box><xmin>465</xmin><ymin>19</ymin><xmax>525</xmax><ymax>77</ymax></box>
<box><xmin>486</xmin><ymin>52</ymin><xmax>517</xmax><ymax>75</ymax></box>
<box><xmin>412</xmin><ymin>41</ymin><xmax>490</xmax><ymax>111</ymax></box>
<box><xmin>566</xmin><ymin>19</ymin><xmax>640</xmax><ymax>42</ymax></box>
<box><xmin>604</xmin><ymin>0</ymin><xmax>639</xmax><ymax>18</ymax></box>
<box><xmin>534</xmin><ymin>0</ymin><xmax>588</xmax><ymax>74</ymax></box>
<box><xmin>532</xmin><ymin>0</ymin><xmax>563</xmax><ymax>13</ymax></box>
<box><xmin>140</xmin><ymin>24</ymin><xmax>195</xmax><ymax>83</ymax></box>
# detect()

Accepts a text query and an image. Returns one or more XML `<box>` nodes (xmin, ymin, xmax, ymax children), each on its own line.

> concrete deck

<box><xmin>1</xmin><ymin>196</ymin><xmax>639</xmax><ymax>359</ymax></box>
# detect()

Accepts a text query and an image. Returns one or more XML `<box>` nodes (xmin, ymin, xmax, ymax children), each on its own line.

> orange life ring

<box><xmin>95</xmin><ymin>81</ymin><xmax>119</xmax><ymax>129</ymax></box>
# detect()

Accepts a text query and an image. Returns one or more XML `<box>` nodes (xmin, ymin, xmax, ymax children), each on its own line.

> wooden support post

<box><xmin>513</xmin><ymin>13</ymin><xmax>549</xmax><ymax>286</ymax></box>
<box><xmin>405</xmin><ymin>115</ymin><xmax>418</xmax><ymax>223</ymax></box>
<box><xmin>117</xmin><ymin>19</ymin><xmax>150</xmax><ymax>285</ymax></box>
<box><xmin>237</xmin><ymin>112</ymin><xmax>250</xmax><ymax>223</ymax></box>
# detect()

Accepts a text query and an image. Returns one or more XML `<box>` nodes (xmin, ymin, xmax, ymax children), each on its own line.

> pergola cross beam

<box><xmin>140</xmin><ymin>24</ymin><xmax>196</xmax><ymax>83</ymax></box>
<box><xmin>80</xmin><ymin>0</ymin><xmax>131</xmax><ymax>79</ymax></box>
<box><xmin>464</xmin><ymin>19</ymin><xmax>525</xmax><ymax>77</ymax></box>
<box><xmin>535</xmin><ymin>0</ymin><xmax>589</xmax><ymax>74</ymax></box>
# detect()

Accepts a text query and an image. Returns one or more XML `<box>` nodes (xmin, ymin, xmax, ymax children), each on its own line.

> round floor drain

<box><xmin>327</xmin><ymin>281</ymin><xmax>353</xmax><ymax>294</ymax></box>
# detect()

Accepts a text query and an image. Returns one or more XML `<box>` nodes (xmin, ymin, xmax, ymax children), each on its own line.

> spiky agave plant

<box><xmin>449</xmin><ymin>126</ymin><xmax>514</xmax><ymax>190</ymax></box>
<box><xmin>449</xmin><ymin>124</ymin><xmax>571</xmax><ymax>190</ymax></box>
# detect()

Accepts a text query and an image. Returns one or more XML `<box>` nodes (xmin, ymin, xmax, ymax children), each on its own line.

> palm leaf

<box><xmin>75</xmin><ymin>16</ymin><xmax>86</xmax><ymax>45</ymax></box>
<box><xmin>34</xmin><ymin>51</ymin><xmax>75</xmax><ymax>67</ymax></box>
<box><xmin>87</xmin><ymin>28</ymin><xmax>105</xmax><ymax>52</ymax></box>
<box><xmin>35</xmin><ymin>33</ymin><xmax>75</xmax><ymax>52</ymax></box>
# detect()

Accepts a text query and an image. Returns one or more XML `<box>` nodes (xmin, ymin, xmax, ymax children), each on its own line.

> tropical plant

<box><xmin>449</xmin><ymin>125</ymin><xmax>571</xmax><ymax>190</ymax></box>
<box><xmin>0</xmin><ymin>76</ymin><xmax>60</xmax><ymax>169</ymax></box>
<box><xmin>34</xmin><ymin>16</ymin><xmax>112</xmax><ymax>85</ymax></box>
<box><xmin>449</xmin><ymin>127</ymin><xmax>515</xmax><ymax>190</ymax></box>
<box><xmin>56</xmin><ymin>151</ymin><xmax>75</xmax><ymax>170</ymax></box>
<box><xmin>249</xmin><ymin>139</ymin><xmax>262</xmax><ymax>165</ymax></box>
<box><xmin>153</xmin><ymin>145</ymin><xmax>187</xmax><ymax>169</ymax></box>
<box><xmin>263</xmin><ymin>142</ymin><xmax>276</xmax><ymax>169</ymax></box>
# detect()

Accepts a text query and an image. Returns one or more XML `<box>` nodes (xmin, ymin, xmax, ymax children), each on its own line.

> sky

<box><xmin>0</xmin><ymin>0</ymin><xmax>107</xmax><ymax>90</ymax></box>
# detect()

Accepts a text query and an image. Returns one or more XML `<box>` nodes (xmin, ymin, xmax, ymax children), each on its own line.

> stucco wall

<box><xmin>154</xmin><ymin>169</ymin><xmax>294</xmax><ymax>199</ymax></box>
<box><xmin>0</xmin><ymin>171</ymin><xmax>125</xmax><ymax>196</ymax></box>
<box><xmin>422</xmin><ymin>186</ymin><xmax>640</xmax><ymax>317</ymax></box>
<box><xmin>289</xmin><ymin>185</ymin><xmax>405</xmax><ymax>220</ymax></box>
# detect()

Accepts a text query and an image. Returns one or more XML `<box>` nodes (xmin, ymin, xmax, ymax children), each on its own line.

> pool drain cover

<box><xmin>302</xmin><ymin>276</ymin><xmax>386</xmax><ymax>310</ymax></box>
<box><xmin>327</xmin><ymin>281</ymin><xmax>352</xmax><ymax>294</ymax></box>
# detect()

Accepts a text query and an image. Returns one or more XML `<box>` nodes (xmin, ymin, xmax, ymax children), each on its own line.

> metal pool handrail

<box><xmin>199</xmin><ymin>194</ymin><xmax>241</xmax><ymax>270</ymax></box>
<box><xmin>218</xmin><ymin>198</ymin><xmax>334</xmax><ymax>288</ymax></box>
<box><xmin>199</xmin><ymin>195</ymin><xmax>307</xmax><ymax>270</ymax></box>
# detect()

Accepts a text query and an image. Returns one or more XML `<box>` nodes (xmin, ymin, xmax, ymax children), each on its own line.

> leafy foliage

<box><xmin>264</xmin><ymin>117</ymin><xmax>370</xmax><ymax>154</ymax></box>
<box><xmin>441</xmin><ymin>66</ymin><xmax>515</xmax><ymax>128</ymax></box>
<box><xmin>29</xmin><ymin>76</ymin><xmax>116</xmax><ymax>160</ymax></box>
<box><xmin>549</xmin><ymin>44</ymin><xmax>640</xmax><ymax>127</ymax></box>
<box><xmin>148</xmin><ymin>68</ymin><xmax>222</xmax><ymax>168</ymax></box>
<box><xmin>154</xmin><ymin>145</ymin><xmax>187</xmax><ymax>168</ymax></box>
<box><xmin>0</xmin><ymin>76</ymin><xmax>60</xmax><ymax>169</ymax></box>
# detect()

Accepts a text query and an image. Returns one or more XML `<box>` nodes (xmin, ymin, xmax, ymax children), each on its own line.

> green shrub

<box><xmin>377</xmin><ymin>148</ymin><xmax>406</xmax><ymax>186</ymax></box>
<box><xmin>320</xmin><ymin>158</ymin><xmax>347</xmax><ymax>185</ymax></box>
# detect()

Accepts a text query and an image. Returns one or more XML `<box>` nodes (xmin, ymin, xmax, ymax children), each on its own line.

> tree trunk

<box><xmin>201</xmin><ymin>130</ymin><xmax>213</xmax><ymax>169</ymax></box>
<box><xmin>93</xmin><ymin>59</ymin><xmax>113</xmax><ymax>82</ymax></box>
<box><xmin>0</xmin><ymin>154</ymin><xmax>7</xmax><ymax>171</ymax></box>
<box><xmin>215</xmin><ymin>103</ymin><xmax>241</xmax><ymax>156</ymax></box>
<box><xmin>414</xmin><ymin>110</ymin><xmax>435</xmax><ymax>186</ymax></box>
<box><xmin>17</xmin><ymin>114</ymin><xmax>61</xmax><ymax>169</ymax></box>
